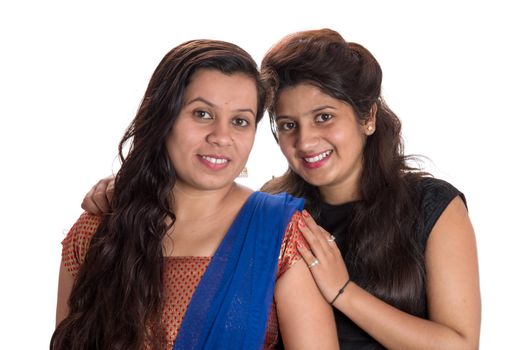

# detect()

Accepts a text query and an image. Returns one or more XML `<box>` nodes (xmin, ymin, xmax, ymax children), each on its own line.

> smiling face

<box><xmin>166</xmin><ymin>69</ymin><xmax>258</xmax><ymax>193</ymax></box>
<box><xmin>274</xmin><ymin>83</ymin><xmax>375</xmax><ymax>202</ymax></box>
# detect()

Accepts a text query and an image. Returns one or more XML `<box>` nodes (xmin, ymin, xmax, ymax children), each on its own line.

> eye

<box><xmin>232</xmin><ymin>117</ymin><xmax>250</xmax><ymax>127</ymax></box>
<box><xmin>194</xmin><ymin>110</ymin><xmax>212</xmax><ymax>119</ymax></box>
<box><xmin>314</xmin><ymin>113</ymin><xmax>333</xmax><ymax>123</ymax></box>
<box><xmin>277</xmin><ymin>121</ymin><xmax>297</xmax><ymax>132</ymax></box>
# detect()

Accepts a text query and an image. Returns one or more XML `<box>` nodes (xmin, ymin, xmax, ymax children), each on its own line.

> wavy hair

<box><xmin>260</xmin><ymin>29</ymin><xmax>429</xmax><ymax>316</ymax></box>
<box><xmin>51</xmin><ymin>39</ymin><xmax>265</xmax><ymax>350</ymax></box>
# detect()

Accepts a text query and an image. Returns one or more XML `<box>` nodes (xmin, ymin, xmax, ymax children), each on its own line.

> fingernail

<box><xmin>298</xmin><ymin>219</ymin><xmax>305</xmax><ymax>228</ymax></box>
<box><xmin>297</xmin><ymin>242</ymin><xmax>303</xmax><ymax>249</ymax></box>
<box><xmin>302</xmin><ymin>209</ymin><xmax>310</xmax><ymax>218</ymax></box>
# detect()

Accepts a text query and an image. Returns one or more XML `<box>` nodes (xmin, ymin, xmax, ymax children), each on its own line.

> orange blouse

<box><xmin>62</xmin><ymin>211</ymin><xmax>305</xmax><ymax>349</ymax></box>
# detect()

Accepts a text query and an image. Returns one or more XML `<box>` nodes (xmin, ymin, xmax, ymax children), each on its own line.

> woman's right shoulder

<box><xmin>66</xmin><ymin>212</ymin><xmax>102</xmax><ymax>239</ymax></box>
<box><xmin>61</xmin><ymin>212</ymin><xmax>102</xmax><ymax>273</ymax></box>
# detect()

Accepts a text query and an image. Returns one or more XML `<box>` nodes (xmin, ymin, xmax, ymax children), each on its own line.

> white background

<box><xmin>1</xmin><ymin>0</ymin><xmax>522</xmax><ymax>348</ymax></box>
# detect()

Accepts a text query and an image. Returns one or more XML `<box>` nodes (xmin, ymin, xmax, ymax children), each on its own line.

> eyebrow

<box><xmin>275</xmin><ymin>105</ymin><xmax>337</xmax><ymax>121</ymax></box>
<box><xmin>312</xmin><ymin>105</ymin><xmax>337</xmax><ymax>113</ymax></box>
<box><xmin>186</xmin><ymin>96</ymin><xmax>215</xmax><ymax>107</ymax></box>
<box><xmin>186</xmin><ymin>96</ymin><xmax>256</xmax><ymax>118</ymax></box>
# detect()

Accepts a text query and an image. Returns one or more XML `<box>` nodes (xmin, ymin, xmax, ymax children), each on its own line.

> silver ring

<box><xmin>327</xmin><ymin>235</ymin><xmax>336</xmax><ymax>243</ymax></box>
<box><xmin>308</xmin><ymin>259</ymin><xmax>319</xmax><ymax>269</ymax></box>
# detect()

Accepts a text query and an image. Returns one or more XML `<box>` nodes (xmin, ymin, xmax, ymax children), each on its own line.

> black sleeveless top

<box><xmin>317</xmin><ymin>177</ymin><xmax>465</xmax><ymax>350</ymax></box>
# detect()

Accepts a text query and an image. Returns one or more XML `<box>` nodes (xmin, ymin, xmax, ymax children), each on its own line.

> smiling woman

<box><xmin>51</xmin><ymin>39</ymin><xmax>338</xmax><ymax>350</ymax></box>
<box><xmin>165</xmin><ymin>69</ymin><xmax>257</xmax><ymax>193</ymax></box>
<box><xmin>274</xmin><ymin>83</ymin><xmax>372</xmax><ymax>203</ymax></box>
<box><xmin>261</xmin><ymin>28</ymin><xmax>480</xmax><ymax>350</ymax></box>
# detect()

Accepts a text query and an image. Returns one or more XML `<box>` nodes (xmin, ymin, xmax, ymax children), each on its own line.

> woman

<box><xmin>260</xmin><ymin>29</ymin><xmax>481</xmax><ymax>349</ymax></box>
<box><xmin>53</xmin><ymin>39</ymin><xmax>338</xmax><ymax>350</ymax></box>
<box><xmin>83</xmin><ymin>29</ymin><xmax>481</xmax><ymax>349</ymax></box>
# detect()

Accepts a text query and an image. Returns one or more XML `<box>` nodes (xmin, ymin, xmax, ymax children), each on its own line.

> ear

<box><xmin>363</xmin><ymin>103</ymin><xmax>377</xmax><ymax>136</ymax></box>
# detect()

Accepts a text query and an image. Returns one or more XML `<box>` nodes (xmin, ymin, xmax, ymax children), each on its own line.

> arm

<box><xmin>274</xmin><ymin>257</ymin><xmax>339</xmax><ymax>349</ymax></box>
<box><xmin>81</xmin><ymin>176</ymin><xmax>114</xmax><ymax>215</ymax></box>
<box><xmin>299</xmin><ymin>197</ymin><xmax>481</xmax><ymax>350</ymax></box>
<box><xmin>55</xmin><ymin>259</ymin><xmax>75</xmax><ymax>327</ymax></box>
<box><xmin>56</xmin><ymin>213</ymin><xmax>100</xmax><ymax>327</ymax></box>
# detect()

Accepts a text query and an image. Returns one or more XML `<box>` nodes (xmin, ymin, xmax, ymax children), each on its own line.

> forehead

<box><xmin>184</xmin><ymin>69</ymin><xmax>258</xmax><ymax>106</ymax></box>
<box><xmin>275</xmin><ymin>83</ymin><xmax>345</xmax><ymax>115</ymax></box>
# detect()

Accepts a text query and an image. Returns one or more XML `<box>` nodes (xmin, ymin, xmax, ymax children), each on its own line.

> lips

<box><xmin>198</xmin><ymin>154</ymin><xmax>230</xmax><ymax>170</ymax></box>
<box><xmin>301</xmin><ymin>150</ymin><xmax>333</xmax><ymax>169</ymax></box>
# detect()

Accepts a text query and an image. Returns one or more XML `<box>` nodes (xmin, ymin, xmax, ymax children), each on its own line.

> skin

<box><xmin>57</xmin><ymin>70</ymin><xmax>339</xmax><ymax>349</ymax></box>
<box><xmin>274</xmin><ymin>83</ymin><xmax>375</xmax><ymax>204</ymax></box>
<box><xmin>81</xmin><ymin>82</ymin><xmax>480</xmax><ymax>349</ymax></box>
<box><xmin>276</xmin><ymin>83</ymin><xmax>481</xmax><ymax>350</ymax></box>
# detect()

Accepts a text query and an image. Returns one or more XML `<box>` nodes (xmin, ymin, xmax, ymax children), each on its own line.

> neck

<box><xmin>171</xmin><ymin>183</ymin><xmax>246</xmax><ymax>221</ymax></box>
<box><xmin>318</xmin><ymin>171</ymin><xmax>362</xmax><ymax>205</ymax></box>
<box><xmin>320</xmin><ymin>185</ymin><xmax>360</xmax><ymax>205</ymax></box>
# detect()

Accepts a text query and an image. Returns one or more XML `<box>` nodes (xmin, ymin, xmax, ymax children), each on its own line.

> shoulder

<box><xmin>416</xmin><ymin>177</ymin><xmax>466</xmax><ymax>207</ymax></box>
<box><xmin>65</xmin><ymin>212</ymin><xmax>102</xmax><ymax>242</ymax></box>
<box><xmin>409</xmin><ymin>177</ymin><xmax>467</xmax><ymax>245</ymax></box>
<box><xmin>252</xmin><ymin>191</ymin><xmax>304</xmax><ymax>211</ymax></box>
<box><xmin>277</xmin><ymin>212</ymin><xmax>306</xmax><ymax>277</ymax></box>
<box><xmin>61</xmin><ymin>212</ymin><xmax>102</xmax><ymax>275</ymax></box>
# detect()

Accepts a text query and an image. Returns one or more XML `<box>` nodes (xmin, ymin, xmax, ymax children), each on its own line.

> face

<box><xmin>166</xmin><ymin>69</ymin><xmax>258</xmax><ymax>193</ymax></box>
<box><xmin>274</xmin><ymin>83</ymin><xmax>374</xmax><ymax>201</ymax></box>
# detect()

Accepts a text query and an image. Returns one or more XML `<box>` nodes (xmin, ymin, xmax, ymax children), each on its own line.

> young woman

<box><xmin>52</xmin><ymin>39</ymin><xmax>338</xmax><ymax>350</ymax></box>
<box><xmin>83</xmin><ymin>29</ymin><xmax>481</xmax><ymax>349</ymax></box>
<box><xmin>260</xmin><ymin>29</ymin><xmax>480</xmax><ymax>349</ymax></box>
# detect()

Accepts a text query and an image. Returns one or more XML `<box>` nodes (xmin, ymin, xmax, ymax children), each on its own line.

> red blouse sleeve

<box><xmin>277</xmin><ymin>211</ymin><xmax>309</xmax><ymax>277</ymax></box>
<box><xmin>61</xmin><ymin>212</ymin><xmax>101</xmax><ymax>277</ymax></box>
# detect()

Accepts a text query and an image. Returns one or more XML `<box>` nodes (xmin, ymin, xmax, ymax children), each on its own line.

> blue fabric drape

<box><xmin>173</xmin><ymin>191</ymin><xmax>304</xmax><ymax>350</ymax></box>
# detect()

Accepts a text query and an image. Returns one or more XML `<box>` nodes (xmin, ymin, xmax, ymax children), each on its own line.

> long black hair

<box><xmin>51</xmin><ymin>39</ymin><xmax>265</xmax><ymax>350</ymax></box>
<box><xmin>260</xmin><ymin>29</ymin><xmax>429</xmax><ymax>316</ymax></box>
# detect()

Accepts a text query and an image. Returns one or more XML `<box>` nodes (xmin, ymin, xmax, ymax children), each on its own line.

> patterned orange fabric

<box><xmin>61</xmin><ymin>211</ymin><xmax>306</xmax><ymax>349</ymax></box>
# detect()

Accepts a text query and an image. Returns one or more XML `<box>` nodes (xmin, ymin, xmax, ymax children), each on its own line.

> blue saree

<box><xmin>173</xmin><ymin>191</ymin><xmax>304</xmax><ymax>350</ymax></box>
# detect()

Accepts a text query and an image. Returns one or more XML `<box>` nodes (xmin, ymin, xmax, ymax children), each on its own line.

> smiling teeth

<box><xmin>202</xmin><ymin>156</ymin><xmax>228</xmax><ymax>164</ymax></box>
<box><xmin>304</xmin><ymin>150</ymin><xmax>332</xmax><ymax>163</ymax></box>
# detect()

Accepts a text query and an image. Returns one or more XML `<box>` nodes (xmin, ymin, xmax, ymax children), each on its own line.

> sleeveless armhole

<box><xmin>420</xmin><ymin>178</ymin><xmax>467</xmax><ymax>249</ymax></box>
<box><xmin>61</xmin><ymin>212</ymin><xmax>101</xmax><ymax>277</ymax></box>
<box><xmin>277</xmin><ymin>211</ymin><xmax>308</xmax><ymax>278</ymax></box>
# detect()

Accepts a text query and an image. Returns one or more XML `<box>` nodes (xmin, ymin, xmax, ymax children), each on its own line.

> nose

<box><xmin>206</xmin><ymin>120</ymin><xmax>233</xmax><ymax>146</ymax></box>
<box><xmin>295</xmin><ymin>124</ymin><xmax>319</xmax><ymax>152</ymax></box>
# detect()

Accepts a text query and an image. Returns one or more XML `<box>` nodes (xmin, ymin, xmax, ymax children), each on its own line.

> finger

<box><xmin>298</xmin><ymin>216</ymin><xmax>326</xmax><ymax>259</ymax></box>
<box><xmin>95</xmin><ymin>176</ymin><xmax>115</xmax><ymax>209</ymax></box>
<box><xmin>317</xmin><ymin>226</ymin><xmax>337</xmax><ymax>246</ymax></box>
<box><xmin>81</xmin><ymin>186</ymin><xmax>102</xmax><ymax>215</ymax></box>
<box><xmin>297</xmin><ymin>241</ymin><xmax>319</xmax><ymax>269</ymax></box>
<box><xmin>92</xmin><ymin>186</ymin><xmax>110</xmax><ymax>213</ymax></box>
<box><xmin>301</xmin><ymin>210</ymin><xmax>331</xmax><ymax>251</ymax></box>
<box><xmin>106</xmin><ymin>180</ymin><xmax>115</xmax><ymax>202</ymax></box>
<box><xmin>302</xmin><ymin>210</ymin><xmax>336</xmax><ymax>246</ymax></box>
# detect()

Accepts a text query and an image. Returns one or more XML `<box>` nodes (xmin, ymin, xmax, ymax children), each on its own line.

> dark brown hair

<box><xmin>261</xmin><ymin>29</ymin><xmax>428</xmax><ymax>316</ymax></box>
<box><xmin>51</xmin><ymin>39</ymin><xmax>265</xmax><ymax>350</ymax></box>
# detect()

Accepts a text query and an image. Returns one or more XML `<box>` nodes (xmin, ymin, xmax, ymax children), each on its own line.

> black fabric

<box><xmin>316</xmin><ymin>177</ymin><xmax>465</xmax><ymax>350</ymax></box>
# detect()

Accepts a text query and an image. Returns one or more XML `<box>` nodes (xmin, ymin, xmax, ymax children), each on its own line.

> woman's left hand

<box><xmin>297</xmin><ymin>210</ymin><xmax>350</xmax><ymax>305</ymax></box>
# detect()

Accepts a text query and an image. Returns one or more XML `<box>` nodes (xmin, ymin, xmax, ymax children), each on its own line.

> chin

<box><xmin>206</xmin><ymin>176</ymin><xmax>241</xmax><ymax>189</ymax></box>
<box><xmin>302</xmin><ymin>172</ymin><xmax>337</xmax><ymax>188</ymax></box>
<box><xmin>291</xmin><ymin>166</ymin><xmax>325</xmax><ymax>183</ymax></box>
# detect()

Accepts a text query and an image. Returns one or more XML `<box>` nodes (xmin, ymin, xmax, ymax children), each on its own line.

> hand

<box><xmin>81</xmin><ymin>176</ymin><xmax>115</xmax><ymax>215</ymax></box>
<box><xmin>297</xmin><ymin>210</ymin><xmax>350</xmax><ymax>307</ymax></box>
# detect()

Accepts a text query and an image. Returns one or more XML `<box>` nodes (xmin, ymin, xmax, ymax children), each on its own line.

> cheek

<box><xmin>166</xmin><ymin>129</ymin><xmax>195</xmax><ymax>163</ymax></box>
<box><xmin>237</xmin><ymin>131</ymin><xmax>256</xmax><ymax>160</ymax></box>
<box><xmin>331</xmin><ymin>124</ymin><xmax>366</xmax><ymax>148</ymax></box>
<box><xmin>277</xmin><ymin>138</ymin><xmax>295</xmax><ymax>161</ymax></box>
